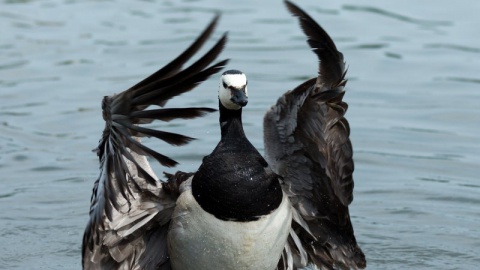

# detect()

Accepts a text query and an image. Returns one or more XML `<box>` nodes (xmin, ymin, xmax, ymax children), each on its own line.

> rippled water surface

<box><xmin>1</xmin><ymin>0</ymin><xmax>479</xmax><ymax>269</ymax></box>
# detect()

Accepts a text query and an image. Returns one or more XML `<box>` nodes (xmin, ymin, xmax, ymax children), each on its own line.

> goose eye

<box><xmin>222</xmin><ymin>82</ymin><xmax>228</xmax><ymax>88</ymax></box>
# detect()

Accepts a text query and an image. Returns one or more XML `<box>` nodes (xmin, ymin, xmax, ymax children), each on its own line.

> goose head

<box><xmin>219</xmin><ymin>70</ymin><xmax>248</xmax><ymax>110</ymax></box>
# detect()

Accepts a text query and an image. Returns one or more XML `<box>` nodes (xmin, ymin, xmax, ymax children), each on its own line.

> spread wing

<box><xmin>82</xmin><ymin>16</ymin><xmax>228</xmax><ymax>270</ymax></box>
<box><xmin>265</xmin><ymin>1</ymin><xmax>366</xmax><ymax>269</ymax></box>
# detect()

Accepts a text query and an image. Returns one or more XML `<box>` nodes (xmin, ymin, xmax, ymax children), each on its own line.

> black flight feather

<box><xmin>265</xmin><ymin>1</ymin><xmax>366</xmax><ymax>269</ymax></box>
<box><xmin>82</xmin><ymin>15</ymin><xmax>228</xmax><ymax>269</ymax></box>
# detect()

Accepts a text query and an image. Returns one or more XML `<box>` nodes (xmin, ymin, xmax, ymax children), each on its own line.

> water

<box><xmin>1</xmin><ymin>0</ymin><xmax>479</xmax><ymax>269</ymax></box>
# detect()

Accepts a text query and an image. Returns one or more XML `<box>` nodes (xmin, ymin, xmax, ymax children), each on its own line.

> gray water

<box><xmin>1</xmin><ymin>0</ymin><xmax>479</xmax><ymax>269</ymax></box>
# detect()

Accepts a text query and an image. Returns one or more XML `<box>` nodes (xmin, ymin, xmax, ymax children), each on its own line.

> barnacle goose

<box><xmin>82</xmin><ymin>1</ymin><xmax>366</xmax><ymax>269</ymax></box>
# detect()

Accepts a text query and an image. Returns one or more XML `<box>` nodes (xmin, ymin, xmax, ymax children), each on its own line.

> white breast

<box><xmin>167</xmin><ymin>185</ymin><xmax>292</xmax><ymax>270</ymax></box>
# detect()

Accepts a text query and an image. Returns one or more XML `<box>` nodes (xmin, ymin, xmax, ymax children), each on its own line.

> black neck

<box><xmin>219</xmin><ymin>100</ymin><xmax>245</xmax><ymax>139</ymax></box>
<box><xmin>190</xmin><ymin>100</ymin><xmax>283</xmax><ymax>222</ymax></box>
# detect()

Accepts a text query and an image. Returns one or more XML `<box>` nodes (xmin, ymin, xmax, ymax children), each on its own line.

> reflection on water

<box><xmin>1</xmin><ymin>0</ymin><xmax>479</xmax><ymax>269</ymax></box>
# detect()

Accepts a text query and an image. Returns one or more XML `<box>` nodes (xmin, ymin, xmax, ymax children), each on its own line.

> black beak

<box><xmin>230</xmin><ymin>88</ymin><xmax>248</xmax><ymax>107</ymax></box>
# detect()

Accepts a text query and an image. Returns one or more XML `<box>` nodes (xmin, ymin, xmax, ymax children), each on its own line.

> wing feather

<box><xmin>82</xmin><ymin>15</ymin><xmax>228</xmax><ymax>269</ymax></box>
<box><xmin>267</xmin><ymin>1</ymin><xmax>366</xmax><ymax>269</ymax></box>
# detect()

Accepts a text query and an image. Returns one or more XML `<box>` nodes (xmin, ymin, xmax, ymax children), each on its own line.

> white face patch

<box><xmin>219</xmin><ymin>72</ymin><xmax>248</xmax><ymax>110</ymax></box>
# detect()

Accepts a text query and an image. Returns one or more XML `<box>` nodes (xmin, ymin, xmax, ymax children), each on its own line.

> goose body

<box><xmin>82</xmin><ymin>1</ymin><xmax>366</xmax><ymax>269</ymax></box>
<box><xmin>169</xmin><ymin>71</ymin><xmax>292</xmax><ymax>269</ymax></box>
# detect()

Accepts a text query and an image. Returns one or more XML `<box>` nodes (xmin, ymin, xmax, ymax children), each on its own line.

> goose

<box><xmin>82</xmin><ymin>1</ymin><xmax>366</xmax><ymax>269</ymax></box>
